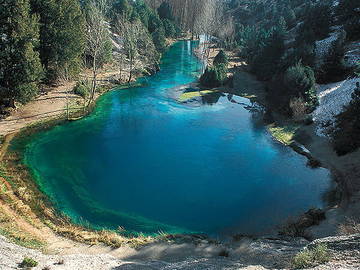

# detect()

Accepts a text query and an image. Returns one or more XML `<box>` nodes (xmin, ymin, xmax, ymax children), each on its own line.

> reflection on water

<box><xmin>18</xmin><ymin>41</ymin><xmax>332</xmax><ymax>237</ymax></box>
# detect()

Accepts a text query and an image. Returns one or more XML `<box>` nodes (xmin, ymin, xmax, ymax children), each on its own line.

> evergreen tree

<box><xmin>111</xmin><ymin>0</ymin><xmax>133</xmax><ymax>20</ymax></box>
<box><xmin>319</xmin><ymin>30</ymin><xmax>348</xmax><ymax>82</ymax></box>
<box><xmin>251</xmin><ymin>19</ymin><xmax>286</xmax><ymax>80</ymax></box>
<box><xmin>0</xmin><ymin>0</ymin><xmax>43</xmax><ymax>103</ymax></box>
<box><xmin>283</xmin><ymin>7</ymin><xmax>296</xmax><ymax>29</ymax></box>
<box><xmin>152</xmin><ymin>27</ymin><xmax>166</xmax><ymax>52</ymax></box>
<box><xmin>200</xmin><ymin>64</ymin><xmax>227</xmax><ymax>88</ymax></box>
<box><xmin>333</xmin><ymin>83</ymin><xmax>360</xmax><ymax>155</ymax></box>
<box><xmin>157</xmin><ymin>2</ymin><xmax>173</xmax><ymax>20</ymax></box>
<box><xmin>300</xmin><ymin>1</ymin><xmax>332</xmax><ymax>40</ymax></box>
<box><xmin>284</xmin><ymin>62</ymin><xmax>317</xmax><ymax>110</ymax></box>
<box><xmin>162</xmin><ymin>19</ymin><xmax>177</xmax><ymax>38</ymax></box>
<box><xmin>337</xmin><ymin>0</ymin><xmax>360</xmax><ymax>41</ymax></box>
<box><xmin>31</xmin><ymin>0</ymin><xmax>85</xmax><ymax>82</ymax></box>
<box><xmin>213</xmin><ymin>50</ymin><xmax>228</xmax><ymax>66</ymax></box>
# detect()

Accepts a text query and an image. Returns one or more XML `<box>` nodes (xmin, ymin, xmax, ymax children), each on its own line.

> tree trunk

<box><xmin>128</xmin><ymin>56</ymin><xmax>133</xmax><ymax>83</ymax></box>
<box><xmin>89</xmin><ymin>55</ymin><xmax>97</xmax><ymax>106</ymax></box>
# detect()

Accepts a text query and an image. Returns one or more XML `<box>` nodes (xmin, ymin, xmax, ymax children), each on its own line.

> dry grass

<box><xmin>51</xmin><ymin>222</ymin><xmax>153</xmax><ymax>248</ymax></box>
<box><xmin>0</xmin><ymin>209</ymin><xmax>45</xmax><ymax>249</ymax></box>
<box><xmin>338</xmin><ymin>217</ymin><xmax>360</xmax><ymax>235</ymax></box>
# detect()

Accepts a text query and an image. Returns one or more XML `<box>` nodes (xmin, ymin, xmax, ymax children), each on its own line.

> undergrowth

<box><xmin>292</xmin><ymin>243</ymin><xmax>330</xmax><ymax>269</ymax></box>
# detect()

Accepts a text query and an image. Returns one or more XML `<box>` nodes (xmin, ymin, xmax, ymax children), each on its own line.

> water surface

<box><xmin>20</xmin><ymin>41</ymin><xmax>331</xmax><ymax>236</ymax></box>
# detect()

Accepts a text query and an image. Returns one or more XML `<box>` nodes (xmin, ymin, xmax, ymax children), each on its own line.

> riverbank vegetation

<box><xmin>196</xmin><ymin>0</ymin><xmax>359</xmax><ymax>155</ymax></box>
<box><xmin>0</xmin><ymin>0</ymin><xmax>181</xmax><ymax>109</ymax></box>
<box><xmin>219</xmin><ymin>0</ymin><xmax>358</xmax><ymax>116</ymax></box>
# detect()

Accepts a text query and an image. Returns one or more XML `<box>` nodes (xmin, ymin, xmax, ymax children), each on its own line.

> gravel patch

<box><xmin>313</xmin><ymin>78</ymin><xmax>360</xmax><ymax>136</ymax></box>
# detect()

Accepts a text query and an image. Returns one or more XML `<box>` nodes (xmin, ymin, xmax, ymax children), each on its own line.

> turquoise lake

<box><xmin>20</xmin><ymin>41</ymin><xmax>331</xmax><ymax>236</ymax></box>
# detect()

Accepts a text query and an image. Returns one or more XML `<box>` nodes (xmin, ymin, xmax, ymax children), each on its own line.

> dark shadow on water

<box><xmin>201</xmin><ymin>92</ymin><xmax>223</xmax><ymax>105</ymax></box>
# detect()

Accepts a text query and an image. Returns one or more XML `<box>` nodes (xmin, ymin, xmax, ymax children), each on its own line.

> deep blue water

<box><xmin>20</xmin><ymin>41</ymin><xmax>331</xmax><ymax>236</ymax></box>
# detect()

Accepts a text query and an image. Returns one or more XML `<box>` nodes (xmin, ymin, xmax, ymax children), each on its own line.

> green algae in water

<box><xmin>17</xmin><ymin>41</ymin><xmax>331</xmax><ymax>236</ymax></box>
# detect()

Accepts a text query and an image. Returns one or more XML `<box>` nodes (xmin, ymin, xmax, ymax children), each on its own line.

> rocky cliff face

<box><xmin>1</xmin><ymin>234</ymin><xmax>359</xmax><ymax>270</ymax></box>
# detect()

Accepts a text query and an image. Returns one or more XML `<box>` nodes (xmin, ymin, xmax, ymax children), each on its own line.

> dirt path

<box><xmin>0</xmin><ymin>83</ymin><xmax>80</xmax><ymax>136</ymax></box>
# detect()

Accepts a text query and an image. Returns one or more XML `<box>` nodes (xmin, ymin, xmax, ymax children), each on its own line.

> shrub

<box><xmin>332</xmin><ymin>83</ymin><xmax>360</xmax><ymax>155</ymax></box>
<box><xmin>73</xmin><ymin>81</ymin><xmax>90</xmax><ymax>98</ymax></box>
<box><xmin>200</xmin><ymin>64</ymin><xmax>227</xmax><ymax>88</ymax></box>
<box><xmin>20</xmin><ymin>257</ymin><xmax>38</xmax><ymax>268</ymax></box>
<box><xmin>338</xmin><ymin>217</ymin><xmax>360</xmax><ymax>235</ymax></box>
<box><xmin>213</xmin><ymin>50</ymin><xmax>228</xmax><ymax>66</ymax></box>
<box><xmin>292</xmin><ymin>244</ymin><xmax>330</xmax><ymax>269</ymax></box>
<box><xmin>280</xmin><ymin>208</ymin><xmax>325</xmax><ymax>238</ymax></box>
<box><xmin>284</xmin><ymin>63</ymin><xmax>318</xmax><ymax>110</ymax></box>
<box><xmin>289</xmin><ymin>97</ymin><xmax>307</xmax><ymax>122</ymax></box>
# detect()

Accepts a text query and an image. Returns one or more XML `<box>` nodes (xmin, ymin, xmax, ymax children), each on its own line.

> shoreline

<box><xmin>191</xmin><ymin>43</ymin><xmax>357</xmax><ymax>239</ymax></box>
<box><xmin>0</xmin><ymin>39</ymin><xmax>356</xmax><ymax>255</ymax></box>
<box><xmin>227</xmin><ymin>67</ymin><xmax>360</xmax><ymax>239</ymax></box>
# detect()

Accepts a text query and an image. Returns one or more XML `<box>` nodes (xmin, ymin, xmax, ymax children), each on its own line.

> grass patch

<box><xmin>292</xmin><ymin>243</ymin><xmax>330</xmax><ymax>269</ymax></box>
<box><xmin>178</xmin><ymin>90</ymin><xmax>217</xmax><ymax>102</ymax></box>
<box><xmin>19</xmin><ymin>257</ymin><xmax>38</xmax><ymax>268</ymax></box>
<box><xmin>238</xmin><ymin>93</ymin><xmax>257</xmax><ymax>99</ymax></box>
<box><xmin>268</xmin><ymin>124</ymin><xmax>299</xmax><ymax>145</ymax></box>
<box><xmin>0</xmin><ymin>226</ymin><xmax>44</xmax><ymax>250</ymax></box>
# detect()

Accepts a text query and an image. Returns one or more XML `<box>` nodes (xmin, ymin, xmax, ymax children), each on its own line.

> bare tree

<box><xmin>85</xmin><ymin>2</ymin><xmax>112</xmax><ymax>103</ymax></box>
<box><xmin>116</xmin><ymin>17</ymin><xmax>157</xmax><ymax>83</ymax></box>
<box><xmin>116</xmin><ymin>17</ymin><xmax>139</xmax><ymax>83</ymax></box>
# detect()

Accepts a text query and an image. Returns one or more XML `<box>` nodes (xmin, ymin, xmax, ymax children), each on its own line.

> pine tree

<box><xmin>337</xmin><ymin>0</ymin><xmax>360</xmax><ymax>41</ymax></box>
<box><xmin>157</xmin><ymin>2</ymin><xmax>173</xmax><ymax>20</ymax></box>
<box><xmin>31</xmin><ymin>0</ymin><xmax>85</xmax><ymax>82</ymax></box>
<box><xmin>213</xmin><ymin>50</ymin><xmax>228</xmax><ymax>66</ymax></box>
<box><xmin>152</xmin><ymin>27</ymin><xmax>166</xmax><ymax>52</ymax></box>
<box><xmin>0</xmin><ymin>0</ymin><xmax>43</xmax><ymax>103</ymax></box>
<box><xmin>111</xmin><ymin>0</ymin><xmax>133</xmax><ymax>20</ymax></box>
<box><xmin>284</xmin><ymin>8</ymin><xmax>296</xmax><ymax>29</ymax></box>
<box><xmin>333</xmin><ymin>82</ymin><xmax>360</xmax><ymax>155</ymax></box>
<box><xmin>320</xmin><ymin>30</ymin><xmax>348</xmax><ymax>82</ymax></box>
<box><xmin>284</xmin><ymin>62</ymin><xmax>317</xmax><ymax>110</ymax></box>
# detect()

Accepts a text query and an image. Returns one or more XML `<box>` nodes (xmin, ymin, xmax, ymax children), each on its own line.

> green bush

<box><xmin>213</xmin><ymin>50</ymin><xmax>228</xmax><ymax>66</ymax></box>
<box><xmin>333</xmin><ymin>83</ymin><xmax>360</xmax><ymax>155</ymax></box>
<box><xmin>20</xmin><ymin>257</ymin><xmax>38</xmax><ymax>268</ymax></box>
<box><xmin>293</xmin><ymin>244</ymin><xmax>330</xmax><ymax>269</ymax></box>
<box><xmin>284</xmin><ymin>63</ymin><xmax>318</xmax><ymax>110</ymax></box>
<box><xmin>200</xmin><ymin>64</ymin><xmax>227</xmax><ymax>88</ymax></box>
<box><xmin>73</xmin><ymin>81</ymin><xmax>90</xmax><ymax>98</ymax></box>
